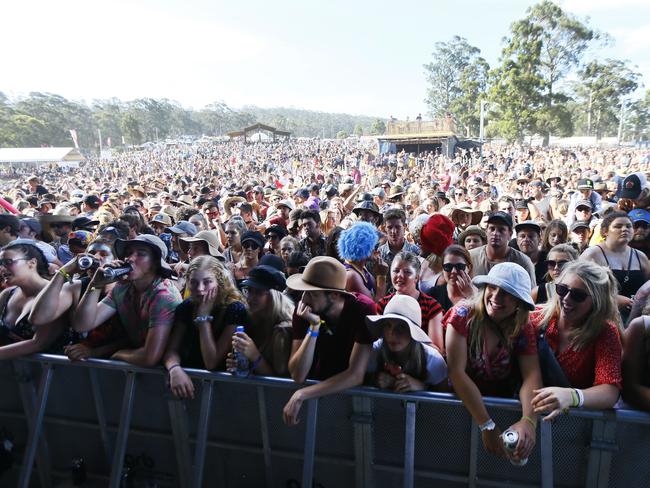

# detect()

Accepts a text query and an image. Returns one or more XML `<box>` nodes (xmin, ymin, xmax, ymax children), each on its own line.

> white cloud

<box><xmin>561</xmin><ymin>0</ymin><xmax>650</xmax><ymax>13</ymax></box>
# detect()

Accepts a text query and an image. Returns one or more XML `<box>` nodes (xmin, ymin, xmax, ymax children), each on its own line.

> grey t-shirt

<box><xmin>469</xmin><ymin>245</ymin><xmax>537</xmax><ymax>288</ymax></box>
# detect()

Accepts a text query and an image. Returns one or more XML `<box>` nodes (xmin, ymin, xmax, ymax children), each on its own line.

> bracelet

<box><xmin>58</xmin><ymin>269</ymin><xmax>72</xmax><ymax>282</ymax></box>
<box><xmin>522</xmin><ymin>415</ymin><xmax>537</xmax><ymax>429</ymax></box>
<box><xmin>575</xmin><ymin>389</ymin><xmax>585</xmax><ymax>408</ymax></box>
<box><xmin>570</xmin><ymin>389</ymin><xmax>579</xmax><ymax>408</ymax></box>
<box><xmin>309</xmin><ymin>327</ymin><xmax>319</xmax><ymax>337</ymax></box>
<box><xmin>251</xmin><ymin>355</ymin><xmax>263</xmax><ymax>372</ymax></box>
<box><xmin>167</xmin><ymin>364</ymin><xmax>180</xmax><ymax>374</ymax></box>
<box><xmin>479</xmin><ymin>418</ymin><xmax>496</xmax><ymax>431</ymax></box>
<box><xmin>193</xmin><ymin>315</ymin><xmax>213</xmax><ymax>324</ymax></box>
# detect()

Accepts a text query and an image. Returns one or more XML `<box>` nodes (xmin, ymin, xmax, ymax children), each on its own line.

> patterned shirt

<box><xmin>529</xmin><ymin>309</ymin><xmax>622</xmax><ymax>390</ymax></box>
<box><xmin>101</xmin><ymin>278</ymin><xmax>182</xmax><ymax>347</ymax></box>
<box><xmin>444</xmin><ymin>304</ymin><xmax>537</xmax><ymax>397</ymax></box>
<box><xmin>299</xmin><ymin>235</ymin><xmax>327</xmax><ymax>259</ymax></box>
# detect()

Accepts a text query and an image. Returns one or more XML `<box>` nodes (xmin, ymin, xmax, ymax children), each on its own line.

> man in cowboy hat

<box><xmin>283</xmin><ymin>256</ymin><xmax>376</xmax><ymax>426</ymax></box>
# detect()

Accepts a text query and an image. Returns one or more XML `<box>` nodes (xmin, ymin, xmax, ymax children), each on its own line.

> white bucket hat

<box><xmin>365</xmin><ymin>294</ymin><xmax>431</xmax><ymax>344</ymax></box>
<box><xmin>472</xmin><ymin>263</ymin><xmax>535</xmax><ymax>311</ymax></box>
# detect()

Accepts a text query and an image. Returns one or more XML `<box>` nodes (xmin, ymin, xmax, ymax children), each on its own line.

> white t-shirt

<box><xmin>366</xmin><ymin>339</ymin><xmax>448</xmax><ymax>386</ymax></box>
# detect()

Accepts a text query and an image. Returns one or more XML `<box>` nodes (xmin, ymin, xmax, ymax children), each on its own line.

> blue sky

<box><xmin>2</xmin><ymin>0</ymin><xmax>648</xmax><ymax>117</ymax></box>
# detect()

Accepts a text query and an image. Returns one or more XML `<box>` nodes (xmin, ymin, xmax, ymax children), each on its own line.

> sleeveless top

<box><xmin>344</xmin><ymin>262</ymin><xmax>376</xmax><ymax>297</ymax></box>
<box><xmin>597</xmin><ymin>246</ymin><xmax>645</xmax><ymax>298</ymax></box>
<box><xmin>0</xmin><ymin>288</ymin><xmax>35</xmax><ymax>343</ymax></box>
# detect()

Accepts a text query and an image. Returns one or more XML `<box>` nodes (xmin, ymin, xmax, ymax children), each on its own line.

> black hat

<box><xmin>576</xmin><ymin>179</ymin><xmax>594</xmax><ymax>190</ymax></box>
<box><xmin>514</xmin><ymin>199</ymin><xmax>529</xmax><ymax>210</ymax></box>
<box><xmin>264</xmin><ymin>224</ymin><xmax>288</xmax><ymax>239</ymax></box>
<box><xmin>259</xmin><ymin>254</ymin><xmax>285</xmax><ymax>272</ymax></box>
<box><xmin>621</xmin><ymin>172</ymin><xmax>646</xmax><ymax>200</ymax></box>
<box><xmin>570</xmin><ymin>220</ymin><xmax>590</xmax><ymax>232</ymax></box>
<box><xmin>487</xmin><ymin>211</ymin><xmax>513</xmax><ymax>229</ymax></box>
<box><xmin>72</xmin><ymin>216</ymin><xmax>100</xmax><ymax>231</ymax></box>
<box><xmin>294</xmin><ymin>188</ymin><xmax>310</xmax><ymax>199</ymax></box>
<box><xmin>240</xmin><ymin>230</ymin><xmax>265</xmax><ymax>249</ymax></box>
<box><xmin>352</xmin><ymin>200</ymin><xmax>383</xmax><ymax>224</ymax></box>
<box><xmin>241</xmin><ymin>265</ymin><xmax>286</xmax><ymax>291</ymax></box>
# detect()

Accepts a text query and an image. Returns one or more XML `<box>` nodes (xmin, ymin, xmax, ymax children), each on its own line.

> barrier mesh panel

<box><xmin>550</xmin><ymin>415</ymin><xmax>590</xmax><ymax>487</ymax></box>
<box><xmin>608</xmin><ymin>422</ymin><xmax>650</xmax><ymax>488</ymax></box>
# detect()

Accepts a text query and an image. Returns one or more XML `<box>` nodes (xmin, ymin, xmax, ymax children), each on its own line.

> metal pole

<box><xmin>479</xmin><ymin>101</ymin><xmax>488</xmax><ymax>143</ymax></box>
<box><xmin>88</xmin><ymin>368</ymin><xmax>114</xmax><ymax>468</ymax></box>
<box><xmin>192</xmin><ymin>380</ymin><xmax>214</xmax><ymax>488</ymax></box>
<box><xmin>109</xmin><ymin>372</ymin><xmax>137</xmax><ymax>488</ymax></box>
<box><xmin>167</xmin><ymin>398</ymin><xmax>192</xmax><ymax>488</ymax></box>
<box><xmin>256</xmin><ymin>386</ymin><xmax>274</xmax><ymax>487</ymax></box>
<box><xmin>98</xmin><ymin>128</ymin><xmax>103</xmax><ymax>156</ymax></box>
<box><xmin>617</xmin><ymin>102</ymin><xmax>626</xmax><ymax>145</ymax></box>
<box><xmin>403</xmin><ymin>401</ymin><xmax>416</xmax><ymax>488</ymax></box>
<box><xmin>17</xmin><ymin>363</ymin><xmax>54</xmax><ymax>488</ymax></box>
<box><xmin>301</xmin><ymin>399</ymin><xmax>319</xmax><ymax>488</ymax></box>
<box><xmin>540</xmin><ymin>420</ymin><xmax>554</xmax><ymax>488</ymax></box>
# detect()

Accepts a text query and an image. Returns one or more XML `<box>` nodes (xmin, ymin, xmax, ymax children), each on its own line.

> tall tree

<box><xmin>424</xmin><ymin>36</ymin><xmax>490</xmax><ymax>136</ymax></box>
<box><xmin>489</xmin><ymin>1</ymin><xmax>595</xmax><ymax>143</ymax></box>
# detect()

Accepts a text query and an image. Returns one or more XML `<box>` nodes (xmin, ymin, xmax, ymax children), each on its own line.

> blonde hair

<box><xmin>538</xmin><ymin>260</ymin><xmax>621</xmax><ymax>350</ymax></box>
<box><xmin>186</xmin><ymin>256</ymin><xmax>244</xmax><ymax>309</ymax></box>
<box><xmin>467</xmin><ymin>288</ymin><xmax>531</xmax><ymax>360</ymax></box>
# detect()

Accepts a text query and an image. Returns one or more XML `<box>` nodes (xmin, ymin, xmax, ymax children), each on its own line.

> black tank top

<box><xmin>597</xmin><ymin>245</ymin><xmax>646</xmax><ymax>298</ymax></box>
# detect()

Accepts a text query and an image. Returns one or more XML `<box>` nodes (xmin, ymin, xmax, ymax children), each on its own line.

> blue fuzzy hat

<box><xmin>337</xmin><ymin>222</ymin><xmax>379</xmax><ymax>261</ymax></box>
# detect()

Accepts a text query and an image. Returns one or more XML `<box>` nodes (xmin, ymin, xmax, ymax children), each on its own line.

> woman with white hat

<box><xmin>366</xmin><ymin>295</ymin><xmax>447</xmax><ymax>392</ymax></box>
<box><xmin>445</xmin><ymin>262</ymin><xmax>542</xmax><ymax>463</ymax></box>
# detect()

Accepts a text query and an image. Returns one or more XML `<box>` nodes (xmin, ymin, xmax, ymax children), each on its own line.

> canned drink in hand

<box><xmin>502</xmin><ymin>429</ymin><xmax>528</xmax><ymax>466</ymax></box>
<box><xmin>78</xmin><ymin>255</ymin><xmax>100</xmax><ymax>270</ymax></box>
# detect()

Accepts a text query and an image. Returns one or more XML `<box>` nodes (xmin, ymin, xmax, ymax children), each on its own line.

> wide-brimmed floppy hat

<box><xmin>179</xmin><ymin>230</ymin><xmax>224</xmax><ymax>260</ymax></box>
<box><xmin>113</xmin><ymin>234</ymin><xmax>173</xmax><ymax>277</ymax></box>
<box><xmin>365</xmin><ymin>294</ymin><xmax>431</xmax><ymax>343</ymax></box>
<box><xmin>451</xmin><ymin>204</ymin><xmax>483</xmax><ymax>225</ymax></box>
<box><xmin>286</xmin><ymin>256</ymin><xmax>351</xmax><ymax>294</ymax></box>
<box><xmin>472</xmin><ymin>262</ymin><xmax>535</xmax><ymax>310</ymax></box>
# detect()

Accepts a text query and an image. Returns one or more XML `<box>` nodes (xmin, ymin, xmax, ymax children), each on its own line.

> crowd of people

<box><xmin>1</xmin><ymin>139</ymin><xmax>650</xmax><ymax>463</ymax></box>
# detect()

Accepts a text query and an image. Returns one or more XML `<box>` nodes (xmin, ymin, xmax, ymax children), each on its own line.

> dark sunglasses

<box><xmin>545</xmin><ymin>259</ymin><xmax>568</xmax><ymax>269</ymax></box>
<box><xmin>442</xmin><ymin>262</ymin><xmax>467</xmax><ymax>273</ymax></box>
<box><xmin>576</xmin><ymin>206</ymin><xmax>591</xmax><ymax>212</ymax></box>
<box><xmin>555</xmin><ymin>283</ymin><xmax>590</xmax><ymax>303</ymax></box>
<box><xmin>242</xmin><ymin>241</ymin><xmax>260</xmax><ymax>250</ymax></box>
<box><xmin>0</xmin><ymin>258</ymin><xmax>28</xmax><ymax>266</ymax></box>
<box><xmin>634</xmin><ymin>222</ymin><xmax>649</xmax><ymax>229</ymax></box>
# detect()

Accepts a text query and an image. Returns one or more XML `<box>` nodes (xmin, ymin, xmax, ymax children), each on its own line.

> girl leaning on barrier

<box><xmin>365</xmin><ymin>294</ymin><xmax>447</xmax><ymax>392</ymax></box>
<box><xmin>445</xmin><ymin>263</ymin><xmax>542</xmax><ymax>462</ymax></box>
<box><xmin>530</xmin><ymin>260</ymin><xmax>622</xmax><ymax>419</ymax></box>
<box><xmin>225</xmin><ymin>264</ymin><xmax>294</xmax><ymax>377</ymax></box>
<box><xmin>29</xmin><ymin>238</ymin><xmax>127</xmax><ymax>361</ymax></box>
<box><xmin>0</xmin><ymin>241</ymin><xmax>68</xmax><ymax>359</ymax></box>
<box><xmin>163</xmin><ymin>256</ymin><xmax>250</xmax><ymax>399</ymax></box>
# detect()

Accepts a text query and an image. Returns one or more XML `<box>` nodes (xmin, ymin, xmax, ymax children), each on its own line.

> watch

<box><xmin>479</xmin><ymin>419</ymin><xmax>496</xmax><ymax>432</ymax></box>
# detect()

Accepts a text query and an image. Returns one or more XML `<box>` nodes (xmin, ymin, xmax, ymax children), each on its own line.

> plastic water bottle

<box><xmin>233</xmin><ymin>325</ymin><xmax>249</xmax><ymax>377</ymax></box>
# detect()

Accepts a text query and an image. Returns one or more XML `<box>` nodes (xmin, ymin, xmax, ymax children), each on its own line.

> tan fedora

<box><xmin>286</xmin><ymin>256</ymin><xmax>351</xmax><ymax>294</ymax></box>
<box><xmin>179</xmin><ymin>230</ymin><xmax>224</xmax><ymax>260</ymax></box>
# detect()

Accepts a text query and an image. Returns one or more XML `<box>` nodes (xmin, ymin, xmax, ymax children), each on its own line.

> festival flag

<box><xmin>69</xmin><ymin>129</ymin><xmax>79</xmax><ymax>149</ymax></box>
<box><xmin>107</xmin><ymin>137</ymin><xmax>112</xmax><ymax>147</ymax></box>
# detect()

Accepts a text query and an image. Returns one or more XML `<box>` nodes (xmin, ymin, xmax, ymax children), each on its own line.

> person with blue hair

<box><xmin>337</xmin><ymin>222</ymin><xmax>388</xmax><ymax>302</ymax></box>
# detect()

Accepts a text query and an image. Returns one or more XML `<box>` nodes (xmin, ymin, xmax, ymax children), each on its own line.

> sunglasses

<box><xmin>634</xmin><ymin>222</ymin><xmax>649</xmax><ymax>229</ymax></box>
<box><xmin>555</xmin><ymin>283</ymin><xmax>590</xmax><ymax>303</ymax></box>
<box><xmin>0</xmin><ymin>258</ymin><xmax>28</xmax><ymax>267</ymax></box>
<box><xmin>545</xmin><ymin>259</ymin><xmax>568</xmax><ymax>269</ymax></box>
<box><xmin>576</xmin><ymin>206</ymin><xmax>591</xmax><ymax>212</ymax></box>
<box><xmin>242</xmin><ymin>242</ymin><xmax>260</xmax><ymax>250</ymax></box>
<box><xmin>442</xmin><ymin>262</ymin><xmax>467</xmax><ymax>273</ymax></box>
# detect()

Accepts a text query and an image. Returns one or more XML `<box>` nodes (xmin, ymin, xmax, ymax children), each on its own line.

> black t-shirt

<box><xmin>427</xmin><ymin>284</ymin><xmax>454</xmax><ymax>313</ymax></box>
<box><xmin>174</xmin><ymin>298</ymin><xmax>250</xmax><ymax>370</ymax></box>
<box><xmin>291</xmin><ymin>292</ymin><xmax>375</xmax><ymax>380</ymax></box>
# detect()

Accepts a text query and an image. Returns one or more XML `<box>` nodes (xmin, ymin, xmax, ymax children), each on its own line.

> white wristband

<box><xmin>576</xmin><ymin>388</ymin><xmax>585</xmax><ymax>408</ymax></box>
<box><xmin>479</xmin><ymin>419</ymin><xmax>496</xmax><ymax>431</ymax></box>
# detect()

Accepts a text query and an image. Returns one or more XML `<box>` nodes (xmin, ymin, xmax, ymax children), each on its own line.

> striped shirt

<box><xmin>376</xmin><ymin>291</ymin><xmax>443</xmax><ymax>335</ymax></box>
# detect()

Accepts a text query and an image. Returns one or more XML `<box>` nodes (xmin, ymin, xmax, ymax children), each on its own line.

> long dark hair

<box><xmin>378</xmin><ymin>337</ymin><xmax>427</xmax><ymax>381</ymax></box>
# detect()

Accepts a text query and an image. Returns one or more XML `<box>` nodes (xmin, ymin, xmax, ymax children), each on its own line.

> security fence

<box><xmin>0</xmin><ymin>354</ymin><xmax>649</xmax><ymax>487</ymax></box>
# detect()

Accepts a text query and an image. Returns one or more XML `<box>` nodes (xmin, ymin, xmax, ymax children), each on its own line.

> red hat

<box><xmin>420</xmin><ymin>214</ymin><xmax>455</xmax><ymax>256</ymax></box>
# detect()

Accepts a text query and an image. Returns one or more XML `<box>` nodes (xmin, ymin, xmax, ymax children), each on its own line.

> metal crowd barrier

<box><xmin>1</xmin><ymin>354</ymin><xmax>649</xmax><ymax>487</ymax></box>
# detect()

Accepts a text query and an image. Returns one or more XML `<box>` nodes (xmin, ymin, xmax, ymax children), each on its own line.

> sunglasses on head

<box><xmin>545</xmin><ymin>259</ymin><xmax>568</xmax><ymax>269</ymax></box>
<box><xmin>242</xmin><ymin>241</ymin><xmax>260</xmax><ymax>250</ymax></box>
<box><xmin>442</xmin><ymin>262</ymin><xmax>467</xmax><ymax>273</ymax></box>
<box><xmin>555</xmin><ymin>283</ymin><xmax>589</xmax><ymax>303</ymax></box>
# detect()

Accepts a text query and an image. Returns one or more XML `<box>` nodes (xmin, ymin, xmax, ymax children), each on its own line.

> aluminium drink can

<box><xmin>502</xmin><ymin>429</ymin><xmax>528</xmax><ymax>466</ymax></box>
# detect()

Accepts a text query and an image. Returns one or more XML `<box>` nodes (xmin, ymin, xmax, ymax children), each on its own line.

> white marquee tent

<box><xmin>0</xmin><ymin>147</ymin><xmax>85</xmax><ymax>168</ymax></box>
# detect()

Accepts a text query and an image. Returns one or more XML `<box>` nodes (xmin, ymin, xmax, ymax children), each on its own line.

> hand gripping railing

<box><xmin>4</xmin><ymin>353</ymin><xmax>650</xmax><ymax>488</ymax></box>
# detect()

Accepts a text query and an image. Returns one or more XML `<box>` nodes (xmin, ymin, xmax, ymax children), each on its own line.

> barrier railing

<box><xmin>1</xmin><ymin>354</ymin><xmax>650</xmax><ymax>487</ymax></box>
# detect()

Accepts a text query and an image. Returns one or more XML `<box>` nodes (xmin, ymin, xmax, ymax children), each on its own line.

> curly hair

<box><xmin>186</xmin><ymin>256</ymin><xmax>245</xmax><ymax>309</ymax></box>
<box><xmin>337</xmin><ymin>222</ymin><xmax>378</xmax><ymax>262</ymax></box>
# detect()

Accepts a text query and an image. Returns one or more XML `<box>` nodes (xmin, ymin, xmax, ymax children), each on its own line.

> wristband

<box><xmin>570</xmin><ymin>389</ymin><xmax>579</xmax><ymax>408</ymax></box>
<box><xmin>309</xmin><ymin>327</ymin><xmax>319</xmax><ymax>337</ymax></box>
<box><xmin>522</xmin><ymin>415</ymin><xmax>537</xmax><ymax>429</ymax></box>
<box><xmin>479</xmin><ymin>419</ymin><xmax>496</xmax><ymax>432</ymax></box>
<box><xmin>167</xmin><ymin>364</ymin><xmax>180</xmax><ymax>374</ymax></box>
<box><xmin>251</xmin><ymin>355</ymin><xmax>263</xmax><ymax>372</ymax></box>
<box><xmin>575</xmin><ymin>389</ymin><xmax>585</xmax><ymax>408</ymax></box>
<box><xmin>193</xmin><ymin>315</ymin><xmax>213</xmax><ymax>324</ymax></box>
<box><xmin>58</xmin><ymin>269</ymin><xmax>72</xmax><ymax>282</ymax></box>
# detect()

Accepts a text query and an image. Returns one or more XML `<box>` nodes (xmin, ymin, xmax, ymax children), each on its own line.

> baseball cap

<box><xmin>621</xmin><ymin>172</ymin><xmax>647</xmax><ymax>200</ymax></box>
<box><xmin>473</xmin><ymin>263</ymin><xmax>535</xmax><ymax>311</ymax></box>
<box><xmin>487</xmin><ymin>211</ymin><xmax>513</xmax><ymax>229</ymax></box>
<box><xmin>514</xmin><ymin>220</ymin><xmax>541</xmax><ymax>234</ymax></box>
<box><xmin>166</xmin><ymin>221</ymin><xmax>197</xmax><ymax>236</ymax></box>
<box><xmin>570</xmin><ymin>220</ymin><xmax>590</xmax><ymax>232</ymax></box>
<box><xmin>629</xmin><ymin>208</ymin><xmax>650</xmax><ymax>224</ymax></box>
<box><xmin>575</xmin><ymin>199</ymin><xmax>593</xmax><ymax>211</ymax></box>
<box><xmin>577</xmin><ymin>179</ymin><xmax>594</xmax><ymax>190</ymax></box>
